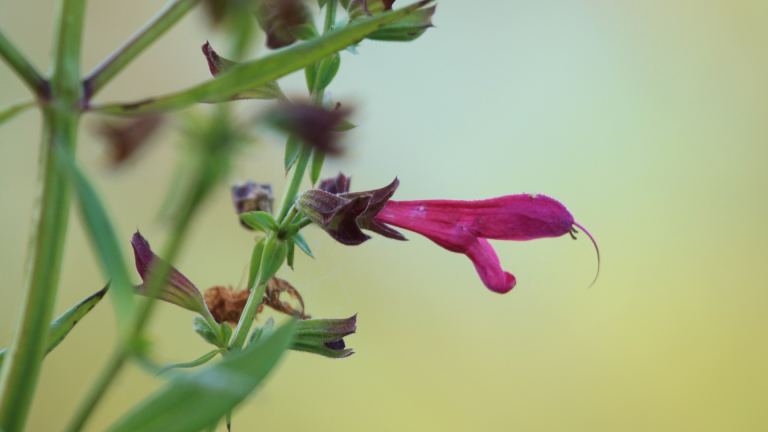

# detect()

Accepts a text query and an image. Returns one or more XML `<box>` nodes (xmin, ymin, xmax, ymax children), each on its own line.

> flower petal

<box><xmin>465</xmin><ymin>238</ymin><xmax>516</xmax><ymax>294</ymax></box>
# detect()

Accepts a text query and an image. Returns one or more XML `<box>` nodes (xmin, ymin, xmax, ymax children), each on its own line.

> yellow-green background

<box><xmin>2</xmin><ymin>1</ymin><xmax>768</xmax><ymax>431</ymax></box>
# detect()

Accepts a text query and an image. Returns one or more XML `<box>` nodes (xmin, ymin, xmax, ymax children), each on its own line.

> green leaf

<box><xmin>105</xmin><ymin>320</ymin><xmax>297</xmax><ymax>432</ymax></box>
<box><xmin>315</xmin><ymin>53</ymin><xmax>341</xmax><ymax>90</ymax></box>
<box><xmin>193</xmin><ymin>315</ymin><xmax>220</xmax><ymax>347</ymax></box>
<box><xmin>0</xmin><ymin>286</ymin><xmax>108</xmax><ymax>370</ymax></box>
<box><xmin>55</xmin><ymin>148</ymin><xmax>136</xmax><ymax>330</ymax></box>
<box><xmin>239</xmin><ymin>213</ymin><xmax>268</xmax><ymax>233</ymax></box>
<box><xmin>309</xmin><ymin>149</ymin><xmax>325</xmax><ymax>186</ymax></box>
<box><xmin>292</xmin><ymin>232</ymin><xmax>313</xmax><ymax>258</ymax></box>
<box><xmin>248</xmin><ymin>238</ymin><xmax>266</xmax><ymax>290</ymax></box>
<box><xmin>249</xmin><ymin>211</ymin><xmax>278</xmax><ymax>232</ymax></box>
<box><xmin>157</xmin><ymin>348</ymin><xmax>225</xmax><ymax>376</ymax></box>
<box><xmin>0</xmin><ymin>99</ymin><xmax>34</xmax><ymax>127</ymax></box>
<box><xmin>284</xmin><ymin>134</ymin><xmax>302</xmax><ymax>172</ymax></box>
<box><xmin>220</xmin><ymin>322</ymin><xmax>233</xmax><ymax>346</ymax></box>
<box><xmin>91</xmin><ymin>1</ymin><xmax>434</xmax><ymax>116</ymax></box>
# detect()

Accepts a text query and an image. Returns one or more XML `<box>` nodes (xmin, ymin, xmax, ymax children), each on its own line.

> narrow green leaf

<box><xmin>248</xmin><ymin>238</ymin><xmax>267</xmax><ymax>290</ymax></box>
<box><xmin>249</xmin><ymin>211</ymin><xmax>278</xmax><ymax>232</ymax></box>
<box><xmin>105</xmin><ymin>320</ymin><xmax>297</xmax><ymax>432</ymax></box>
<box><xmin>192</xmin><ymin>316</ymin><xmax>220</xmax><ymax>347</ymax></box>
<box><xmin>284</xmin><ymin>135</ymin><xmax>301</xmax><ymax>172</ymax></box>
<box><xmin>309</xmin><ymin>149</ymin><xmax>325</xmax><ymax>186</ymax></box>
<box><xmin>220</xmin><ymin>322</ymin><xmax>233</xmax><ymax>346</ymax></box>
<box><xmin>0</xmin><ymin>286</ymin><xmax>108</xmax><ymax>370</ymax></box>
<box><xmin>315</xmin><ymin>53</ymin><xmax>341</xmax><ymax>90</ymax></box>
<box><xmin>292</xmin><ymin>233</ymin><xmax>313</xmax><ymax>258</ymax></box>
<box><xmin>55</xmin><ymin>149</ymin><xmax>136</xmax><ymax>330</ymax></box>
<box><xmin>157</xmin><ymin>349</ymin><xmax>225</xmax><ymax>376</ymax></box>
<box><xmin>90</xmin><ymin>1</ymin><xmax>434</xmax><ymax>116</ymax></box>
<box><xmin>0</xmin><ymin>99</ymin><xmax>34</xmax><ymax>127</ymax></box>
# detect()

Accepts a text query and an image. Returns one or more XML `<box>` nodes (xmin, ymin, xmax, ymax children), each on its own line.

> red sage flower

<box><xmin>302</xmin><ymin>174</ymin><xmax>598</xmax><ymax>294</ymax></box>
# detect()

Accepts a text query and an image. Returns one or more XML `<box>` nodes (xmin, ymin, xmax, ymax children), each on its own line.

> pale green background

<box><xmin>2</xmin><ymin>1</ymin><xmax>768</xmax><ymax>431</ymax></box>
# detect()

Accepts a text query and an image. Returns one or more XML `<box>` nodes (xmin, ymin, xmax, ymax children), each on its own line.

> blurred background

<box><xmin>2</xmin><ymin>0</ymin><xmax>768</xmax><ymax>430</ymax></box>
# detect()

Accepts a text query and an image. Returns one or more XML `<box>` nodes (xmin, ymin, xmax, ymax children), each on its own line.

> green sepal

<box><xmin>305</xmin><ymin>63</ymin><xmax>318</xmax><ymax>94</ymax></box>
<box><xmin>367</xmin><ymin>5</ymin><xmax>436</xmax><ymax>42</ymax></box>
<box><xmin>309</xmin><ymin>148</ymin><xmax>326</xmax><ymax>185</ymax></box>
<box><xmin>284</xmin><ymin>135</ymin><xmax>302</xmax><ymax>172</ymax></box>
<box><xmin>292</xmin><ymin>232</ymin><xmax>313</xmax><ymax>258</ymax></box>
<box><xmin>0</xmin><ymin>285</ymin><xmax>108</xmax><ymax>370</ymax></box>
<box><xmin>315</xmin><ymin>53</ymin><xmax>341</xmax><ymax>90</ymax></box>
<box><xmin>193</xmin><ymin>315</ymin><xmax>220</xmax><ymax>347</ymax></box>
<box><xmin>286</xmin><ymin>240</ymin><xmax>295</xmax><ymax>270</ymax></box>
<box><xmin>248</xmin><ymin>238</ymin><xmax>267</xmax><ymax>290</ymax></box>
<box><xmin>247</xmin><ymin>317</ymin><xmax>275</xmax><ymax>346</ymax></box>
<box><xmin>333</xmin><ymin>119</ymin><xmax>357</xmax><ymax>132</ymax></box>
<box><xmin>258</xmin><ymin>236</ymin><xmax>288</xmax><ymax>285</ymax></box>
<box><xmin>156</xmin><ymin>348</ymin><xmax>226</xmax><ymax>376</ymax></box>
<box><xmin>285</xmin><ymin>224</ymin><xmax>300</xmax><ymax>238</ymax></box>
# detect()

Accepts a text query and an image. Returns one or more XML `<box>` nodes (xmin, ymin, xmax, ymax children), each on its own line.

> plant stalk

<box><xmin>0</xmin><ymin>0</ymin><xmax>86</xmax><ymax>430</ymax></box>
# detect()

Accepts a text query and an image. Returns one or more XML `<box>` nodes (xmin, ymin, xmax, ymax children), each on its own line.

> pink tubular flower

<box><xmin>374</xmin><ymin>194</ymin><xmax>596</xmax><ymax>294</ymax></box>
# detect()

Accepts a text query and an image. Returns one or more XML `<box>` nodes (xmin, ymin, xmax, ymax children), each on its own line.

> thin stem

<box><xmin>229</xmin><ymin>278</ymin><xmax>269</xmax><ymax>350</ymax></box>
<box><xmin>278</xmin><ymin>206</ymin><xmax>298</xmax><ymax>234</ymax></box>
<box><xmin>323</xmin><ymin>0</ymin><xmax>338</xmax><ymax>33</ymax></box>
<box><xmin>0</xmin><ymin>28</ymin><xmax>49</xmax><ymax>98</ymax></box>
<box><xmin>275</xmin><ymin>145</ymin><xmax>311</xmax><ymax>223</ymax></box>
<box><xmin>0</xmin><ymin>98</ymin><xmax>35</xmax><ymax>126</ymax></box>
<box><xmin>0</xmin><ymin>1</ymin><xmax>85</xmax><ymax>430</ymax></box>
<box><xmin>83</xmin><ymin>0</ymin><xmax>200</xmax><ymax>100</ymax></box>
<box><xmin>296</xmin><ymin>217</ymin><xmax>312</xmax><ymax>230</ymax></box>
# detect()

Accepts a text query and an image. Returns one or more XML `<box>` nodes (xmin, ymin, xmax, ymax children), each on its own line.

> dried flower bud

<box><xmin>295</xmin><ymin>189</ymin><xmax>372</xmax><ymax>245</ymax></box>
<box><xmin>291</xmin><ymin>315</ymin><xmax>356</xmax><ymax>358</ymax></box>
<box><xmin>265</xmin><ymin>103</ymin><xmax>352</xmax><ymax>155</ymax></box>
<box><xmin>131</xmin><ymin>232</ymin><xmax>209</xmax><ymax>315</ymax></box>
<box><xmin>255</xmin><ymin>0</ymin><xmax>311</xmax><ymax>49</ymax></box>
<box><xmin>318</xmin><ymin>172</ymin><xmax>351</xmax><ymax>194</ymax></box>
<box><xmin>232</xmin><ymin>181</ymin><xmax>274</xmax><ymax>229</ymax></box>
<box><xmin>201</xmin><ymin>42</ymin><xmax>287</xmax><ymax>101</ymax></box>
<box><xmin>204</xmin><ymin>277</ymin><xmax>310</xmax><ymax>326</ymax></box>
<box><xmin>96</xmin><ymin>115</ymin><xmax>163</xmax><ymax>167</ymax></box>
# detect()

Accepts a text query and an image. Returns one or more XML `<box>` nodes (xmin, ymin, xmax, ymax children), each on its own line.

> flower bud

<box><xmin>290</xmin><ymin>315</ymin><xmax>356</xmax><ymax>359</ymax></box>
<box><xmin>232</xmin><ymin>181</ymin><xmax>274</xmax><ymax>230</ymax></box>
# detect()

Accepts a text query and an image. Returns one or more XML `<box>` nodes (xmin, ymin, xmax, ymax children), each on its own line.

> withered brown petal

<box><xmin>97</xmin><ymin>115</ymin><xmax>163</xmax><ymax>167</ymax></box>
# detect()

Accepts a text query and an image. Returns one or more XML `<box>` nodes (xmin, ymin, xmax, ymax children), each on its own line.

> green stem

<box><xmin>0</xmin><ymin>99</ymin><xmax>35</xmax><ymax>127</ymax></box>
<box><xmin>323</xmin><ymin>0</ymin><xmax>338</xmax><ymax>33</ymax></box>
<box><xmin>0</xmin><ymin>28</ymin><xmax>49</xmax><ymax>98</ymax></box>
<box><xmin>0</xmin><ymin>1</ymin><xmax>85</xmax><ymax>430</ymax></box>
<box><xmin>276</xmin><ymin>145</ymin><xmax>311</xmax><ymax>223</ymax></box>
<box><xmin>83</xmin><ymin>0</ymin><xmax>200</xmax><ymax>100</ymax></box>
<box><xmin>278</xmin><ymin>206</ymin><xmax>298</xmax><ymax>234</ymax></box>
<box><xmin>229</xmin><ymin>280</ymin><xmax>268</xmax><ymax>350</ymax></box>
